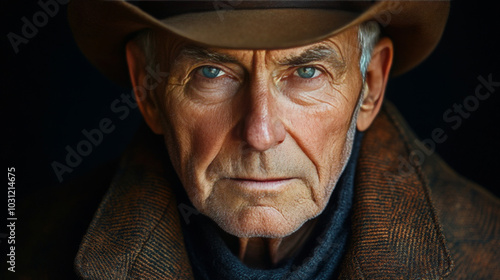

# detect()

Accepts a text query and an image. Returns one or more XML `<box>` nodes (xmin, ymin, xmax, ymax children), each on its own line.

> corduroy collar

<box><xmin>75</xmin><ymin>102</ymin><xmax>453</xmax><ymax>279</ymax></box>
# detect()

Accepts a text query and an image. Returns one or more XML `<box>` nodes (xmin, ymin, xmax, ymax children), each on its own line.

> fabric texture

<box><xmin>11</xmin><ymin>102</ymin><xmax>500</xmax><ymax>279</ymax></box>
<box><xmin>179</xmin><ymin>132</ymin><xmax>363</xmax><ymax>280</ymax></box>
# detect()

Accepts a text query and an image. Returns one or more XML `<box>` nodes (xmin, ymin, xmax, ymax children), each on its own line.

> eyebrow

<box><xmin>176</xmin><ymin>44</ymin><xmax>346</xmax><ymax>71</ymax></box>
<box><xmin>177</xmin><ymin>45</ymin><xmax>238</xmax><ymax>64</ymax></box>
<box><xmin>279</xmin><ymin>45</ymin><xmax>346</xmax><ymax>70</ymax></box>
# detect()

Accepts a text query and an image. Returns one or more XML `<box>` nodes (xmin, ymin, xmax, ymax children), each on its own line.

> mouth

<box><xmin>227</xmin><ymin>177</ymin><xmax>295</xmax><ymax>191</ymax></box>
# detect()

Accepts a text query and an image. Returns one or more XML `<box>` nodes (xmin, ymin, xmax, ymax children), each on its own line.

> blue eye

<box><xmin>295</xmin><ymin>67</ymin><xmax>319</xmax><ymax>79</ymax></box>
<box><xmin>200</xmin><ymin>66</ymin><xmax>223</xmax><ymax>78</ymax></box>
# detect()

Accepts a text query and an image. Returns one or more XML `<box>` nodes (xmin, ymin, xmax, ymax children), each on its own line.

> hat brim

<box><xmin>68</xmin><ymin>0</ymin><xmax>450</xmax><ymax>87</ymax></box>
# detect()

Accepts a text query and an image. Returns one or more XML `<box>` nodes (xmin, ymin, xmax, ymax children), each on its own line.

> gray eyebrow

<box><xmin>177</xmin><ymin>45</ymin><xmax>238</xmax><ymax>64</ymax></box>
<box><xmin>279</xmin><ymin>45</ymin><xmax>346</xmax><ymax>70</ymax></box>
<box><xmin>176</xmin><ymin>44</ymin><xmax>346</xmax><ymax>72</ymax></box>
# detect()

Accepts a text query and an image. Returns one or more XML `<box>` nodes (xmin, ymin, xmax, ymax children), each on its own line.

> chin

<box><xmin>207</xmin><ymin>205</ymin><xmax>315</xmax><ymax>238</ymax></box>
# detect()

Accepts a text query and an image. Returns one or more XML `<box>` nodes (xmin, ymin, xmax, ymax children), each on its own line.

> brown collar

<box><xmin>75</xmin><ymin>102</ymin><xmax>453</xmax><ymax>279</ymax></box>
<box><xmin>338</xmin><ymin>102</ymin><xmax>453</xmax><ymax>279</ymax></box>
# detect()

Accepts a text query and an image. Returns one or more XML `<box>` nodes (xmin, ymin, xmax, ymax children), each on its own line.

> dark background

<box><xmin>1</xmin><ymin>0</ymin><xmax>499</xmax><ymax>263</ymax></box>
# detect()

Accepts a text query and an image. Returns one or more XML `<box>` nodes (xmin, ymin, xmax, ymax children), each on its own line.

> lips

<box><xmin>228</xmin><ymin>177</ymin><xmax>295</xmax><ymax>191</ymax></box>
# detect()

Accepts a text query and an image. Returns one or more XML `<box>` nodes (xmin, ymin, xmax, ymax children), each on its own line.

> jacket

<box><xmin>13</xmin><ymin>102</ymin><xmax>500</xmax><ymax>279</ymax></box>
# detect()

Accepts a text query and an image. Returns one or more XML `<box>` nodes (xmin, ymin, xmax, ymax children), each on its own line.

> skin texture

<box><xmin>126</xmin><ymin>25</ymin><xmax>393</xmax><ymax>267</ymax></box>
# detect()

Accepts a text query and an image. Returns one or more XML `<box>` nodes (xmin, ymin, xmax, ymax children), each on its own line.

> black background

<box><xmin>1</xmin><ymin>0</ymin><xmax>500</xmax><ymax>266</ymax></box>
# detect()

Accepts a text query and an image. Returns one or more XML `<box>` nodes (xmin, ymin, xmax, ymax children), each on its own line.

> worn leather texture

<box><xmin>11</xmin><ymin>102</ymin><xmax>499</xmax><ymax>279</ymax></box>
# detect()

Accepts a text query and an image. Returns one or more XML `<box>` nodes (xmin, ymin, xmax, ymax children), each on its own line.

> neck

<box><xmin>220</xmin><ymin>219</ymin><xmax>318</xmax><ymax>268</ymax></box>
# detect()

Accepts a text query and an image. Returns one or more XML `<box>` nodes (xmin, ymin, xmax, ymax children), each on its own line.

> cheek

<box><xmin>282</xmin><ymin>90</ymin><xmax>357</xmax><ymax>192</ymax></box>
<box><xmin>188</xmin><ymin>106</ymin><xmax>233</xmax><ymax>175</ymax></box>
<box><xmin>162</xmin><ymin>93</ymin><xmax>235</xmax><ymax>201</ymax></box>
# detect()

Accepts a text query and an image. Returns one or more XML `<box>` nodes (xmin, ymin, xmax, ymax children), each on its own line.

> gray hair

<box><xmin>358</xmin><ymin>21</ymin><xmax>381</xmax><ymax>81</ymax></box>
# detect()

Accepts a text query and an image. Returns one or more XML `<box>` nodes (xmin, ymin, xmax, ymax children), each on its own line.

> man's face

<box><xmin>155</xmin><ymin>27</ymin><xmax>363</xmax><ymax>238</ymax></box>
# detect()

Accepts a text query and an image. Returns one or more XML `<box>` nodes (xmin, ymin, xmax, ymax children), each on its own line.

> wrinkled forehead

<box><xmin>152</xmin><ymin>24</ymin><xmax>361</xmax><ymax>70</ymax></box>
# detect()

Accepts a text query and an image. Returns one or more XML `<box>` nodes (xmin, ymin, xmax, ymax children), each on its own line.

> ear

<box><xmin>356</xmin><ymin>37</ymin><xmax>393</xmax><ymax>131</ymax></box>
<box><xmin>125</xmin><ymin>40</ymin><xmax>163</xmax><ymax>134</ymax></box>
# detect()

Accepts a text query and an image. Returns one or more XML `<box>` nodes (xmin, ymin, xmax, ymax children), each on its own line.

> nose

<box><xmin>240</xmin><ymin>82</ymin><xmax>286</xmax><ymax>151</ymax></box>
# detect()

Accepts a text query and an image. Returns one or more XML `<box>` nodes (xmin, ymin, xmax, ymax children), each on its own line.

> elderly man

<box><xmin>14</xmin><ymin>0</ymin><xmax>499</xmax><ymax>279</ymax></box>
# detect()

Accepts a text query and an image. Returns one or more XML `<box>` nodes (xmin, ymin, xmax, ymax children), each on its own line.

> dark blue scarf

<box><xmin>179</xmin><ymin>132</ymin><xmax>363</xmax><ymax>280</ymax></box>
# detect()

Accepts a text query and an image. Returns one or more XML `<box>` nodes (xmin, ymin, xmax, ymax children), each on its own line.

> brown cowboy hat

<box><xmin>68</xmin><ymin>0</ymin><xmax>450</xmax><ymax>87</ymax></box>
